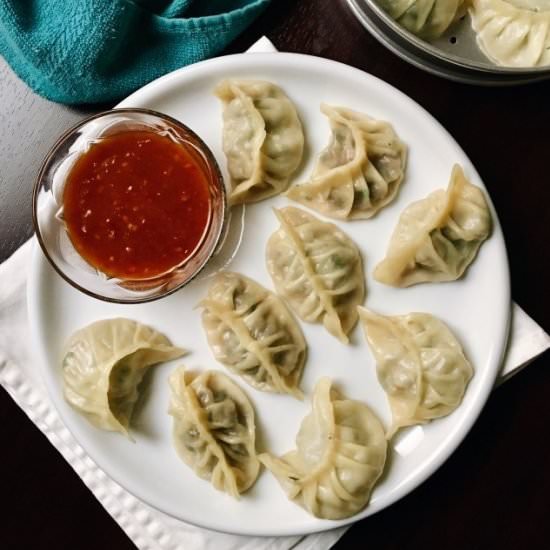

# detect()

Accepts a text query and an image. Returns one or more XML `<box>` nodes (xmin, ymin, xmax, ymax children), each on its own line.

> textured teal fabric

<box><xmin>0</xmin><ymin>0</ymin><xmax>270</xmax><ymax>104</ymax></box>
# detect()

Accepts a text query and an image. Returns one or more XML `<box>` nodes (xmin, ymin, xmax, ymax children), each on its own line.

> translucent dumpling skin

<box><xmin>200</xmin><ymin>271</ymin><xmax>307</xmax><ymax>399</ymax></box>
<box><xmin>168</xmin><ymin>368</ymin><xmax>260</xmax><ymax>498</ymax></box>
<box><xmin>379</xmin><ymin>0</ymin><xmax>467</xmax><ymax>39</ymax></box>
<box><xmin>287</xmin><ymin>103</ymin><xmax>407</xmax><ymax>220</ymax></box>
<box><xmin>358</xmin><ymin>307</ymin><xmax>474</xmax><ymax>437</ymax></box>
<box><xmin>266</xmin><ymin>206</ymin><xmax>365</xmax><ymax>344</ymax></box>
<box><xmin>62</xmin><ymin>318</ymin><xmax>185</xmax><ymax>436</ymax></box>
<box><xmin>470</xmin><ymin>0</ymin><xmax>550</xmax><ymax>67</ymax></box>
<box><xmin>374</xmin><ymin>164</ymin><xmax>492</xmax><ymax>287</ymax></box>
<box><xmin>259</xmin><ymin>378</ymin><xmax>387</xmax><ymax>520</ymax></box>
<box><xmin>215</xmin><ymin>79</ymin><xmax>304</xmax><ymax>205</ymax></box>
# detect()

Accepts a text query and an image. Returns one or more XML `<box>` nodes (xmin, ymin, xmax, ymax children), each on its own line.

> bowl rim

<box><xmin>360</xmin><ymin>0</ymin><xmax>550</xmax><ymax>76</ymax></box>
<box><xmin>32</xmin><ymin>107</ymin><xmax>227</xmax><ymax>304</ymax></box>
<box><xmin>347</xmin><ymin>0</ymin><xmax>550</xmax><ymax>85</ymax></box>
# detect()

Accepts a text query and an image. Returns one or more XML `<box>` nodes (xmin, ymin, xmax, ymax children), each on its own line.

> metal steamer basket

<box><xmin>347</xmin><ymin>0</ymin><xmax>550</xmax><ymax>85</ymax></box>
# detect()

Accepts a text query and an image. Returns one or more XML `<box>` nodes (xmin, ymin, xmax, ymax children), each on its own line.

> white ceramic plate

<box><xmin>28</xmin><ymin>52</ymin><xmax>510</xmax><ymax>536</ymax></box>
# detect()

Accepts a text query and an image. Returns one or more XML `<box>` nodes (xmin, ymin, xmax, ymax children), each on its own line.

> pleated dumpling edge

<box><xmin>357</xmin><ymin>306</ymin><xmax>474</xmax><ymax>439</ymax></box>
<box><xmin>62</xmin><ymin>318</ymin><xmax>186</xmax><ymax>437</ymax></box>
<box><xmin>168</xmin><ymin>367</ymin><xmax>260</xmax><ymax>498</ymax></box>
<box><xmin>215</xmin><ymin>79</ymin><xmax>304</xmax><ymax>205</ymax></box>
<box><xmin>286</xmin><ymin>103</ymin><xmax>407</xmax><ymax>220</ymax></box>
<box><xmin>259</xmin><ymin>377</ymin><xmax>387</xmax><ymax>519</ymax></box>
<box><xmin>374</xmin><ymin>164</ymin><xmax>492</xmax><ymax>288</ymax></box>
<box><xmin>266</xmin><ymin>206</ymin><xmax>366</xmax><ymax>344</ymax></box>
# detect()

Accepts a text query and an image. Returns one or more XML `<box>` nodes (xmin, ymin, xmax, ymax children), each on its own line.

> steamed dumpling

<box><xmin>379</xmin><ymin>0</ymin><xmax>467</xmax><ymax>39</ymax></box>
<box><xmin>259</xmin><ymin>378</ymin><xmax>387</xmax><ymax>520</ymax></box>
<box><xmin>470</xmin><ymin>0</ymin><xmax>550</xmax><ymax>67</ymax></box>
<box><xmin>199</xmin><ymin>272</ymin><xmax>307</xmax><ymax>399</ymax></box>
<box><xmin>62</xmin><ymin>318</ymin><xmax>185</xmax><ymax>435</ymax></box>
<box><xmin>374</xmin><ymin>164</ymin><xmax>491</xmax><ymax>287</ymax></box>
<box><xmin>169</xmin><ymin>368</ymin><xmax>260</xmax><ymax>497</ymax></box>
<box><xmin>358</xmin><ymin>307</ymin><xmax>474</xmax><ymax>437</ymax></box>
<box><xmin>215</xmin><ymin>79</ymin><xmax>304</xmax><ymax>205</ymax></box>
<box><xmin>266</xmin><ymin>206</ymin><xmax>365</xmax><ymax>344</ymax></box>
<box><xmin>286</xmin><ymin>103</ymin><xmax>407</xmax><ymax>220</ymax></box>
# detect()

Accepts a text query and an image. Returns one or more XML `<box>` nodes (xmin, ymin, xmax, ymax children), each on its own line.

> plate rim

<box><xmin>27</xmin><ymin>51</ymin><xmax>512</xmax><ymax>536</ymax></box>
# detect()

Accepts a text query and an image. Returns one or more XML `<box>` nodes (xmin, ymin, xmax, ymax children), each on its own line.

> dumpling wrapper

<box><xmin>215</xmin><ymin>79</ymin><xmax>304</xmax><ymax>205</ymax></box>
<box><xmin>358</xmin><ymin>307</ymin><xmax>474</xmax><ymax>438</ymax></box>
<box><xmin>259</xmin><ymin>377</ymin><xmax>387</xmax><ymax>520</ymax></box>
<box><xmin>286</xmin><ymin>103</ymin><xmax>407</xmax><ymax>220</ymax></box>
<box><xmin>168</xmin><ymin>368</ymin><xmax>260</xmax><ymax>498</ymax></box>
<box><xmin>374</xmin><ymin>164</ymin><xmax>492</xmax><ymax>287</ymax></box>
<box><xmin>266</xmin><ymin>206</ymin><xmax>365</xmax><ymax>344</ymax></box>
<box><xmin>200</xmin><ymin>271</ymin><xmax>307</xmax><ymax>399</ymax></box>
<box><xmin>470</xmin><ymin>0</ymin><xmax>550</xmax><ymax>67</ymax></box>
<box><xmin>379</xmin><ymin>0</ymin><xmax>467</xmax><ymax>39</ymax></box>
<box><xmin>62</xmin><ymin>318</ymin><xmax>185</xmax><ymax>436</ymax></box>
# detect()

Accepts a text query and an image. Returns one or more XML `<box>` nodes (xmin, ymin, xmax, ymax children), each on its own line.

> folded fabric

<box><xmin>0</xmin><ymin>0</ymin><xmax>270</xmax><ymax>104</ymax></box>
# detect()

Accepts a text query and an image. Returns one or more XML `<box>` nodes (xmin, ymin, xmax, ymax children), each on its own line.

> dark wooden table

<box><xmin>2</xmin><ymin>1</ymin><xmax>549</xmax><ymax>548</ymax></box>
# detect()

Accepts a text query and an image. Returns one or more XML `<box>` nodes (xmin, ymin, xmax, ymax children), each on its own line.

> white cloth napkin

<box><xmin>1</xmin><ymin>38</ymin><xmax>549</xmax><ymax>550</ymax></box>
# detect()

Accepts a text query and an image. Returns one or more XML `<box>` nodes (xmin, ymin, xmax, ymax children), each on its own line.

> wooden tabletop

<box><xmin>2</xmin><ymin>1</ymin><xmax>550</xmax><ymax>548</ymax></box>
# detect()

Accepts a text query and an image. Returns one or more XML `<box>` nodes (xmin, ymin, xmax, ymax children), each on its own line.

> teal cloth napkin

<box><xmin>0</xmin><ymin>0</ymin><xmax>270</xmax><ymax>104</ymax></box>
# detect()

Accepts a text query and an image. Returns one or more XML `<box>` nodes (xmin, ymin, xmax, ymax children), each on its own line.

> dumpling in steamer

<box><xmin>379</xmin><ymin>0</ymin><xmax>467</xmax><ymax>39</ymax></box>
<box><xmin>374</xmin><ymin>164</ymin><xmax>491</xmax><ymax>287</ymax></box>
<box><xmin>358</xmin><ymin>307</ymin><xmax>474</xmax><ymax>438</ymax></box>
<box><xmin>470</xmin><ymin>0</ymin><xmax>550</xmax><ymax>67</ymax></box>
<box><xmin>199</xmin><ymin>272</ymin><xmax>306</xmax><ymax>399</ymax></box>
<box><xmin>259</xmin><ymin>377</ymin><xmax>387</xmax><ymax>520</ymax></box>
<box><xmin>286</xmin><ymin>103</ymin><xmax>407</xmax><ymax>220</ymax></box>
<box><xmin>168</xmin><ymin>368</ymin><xmax>260</xmax><ymax>497</ymax></box>
<box><xmin>215</xmin><ymin>79</ymin><xmax>304</xmax><ymax>205</ymax></box>
<box><xmin>62</xmin><ymin>318</ymin><xmax>185</xmax><ymax>436</ymax></box>
<box><xmin>266</xmin><ymin>206</ymin><xmax>365</xmax><ymax>344</ymax></box>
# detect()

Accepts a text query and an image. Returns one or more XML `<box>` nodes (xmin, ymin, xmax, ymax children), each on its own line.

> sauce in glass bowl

<box><xmin>63</xmin><ymin>130</ymin><xmax>211</xmax><ymax>280</ymax></box>
<box><xmin>33</xmin><ymin>108</ymin><xmax>226</xmax><ymax>303</ymax></box>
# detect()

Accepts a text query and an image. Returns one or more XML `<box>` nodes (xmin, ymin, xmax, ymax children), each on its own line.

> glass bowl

<box><xmin>32</xmin><ymin>108</ymin><xmax>227</xmax><ymax>303</ymax></box>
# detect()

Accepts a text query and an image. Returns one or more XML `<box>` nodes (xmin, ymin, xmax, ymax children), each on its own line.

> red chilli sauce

<box><xmin>63</xmin><ymin>130</ymin><xmax>211</xmax><ymax>280</ymax></box>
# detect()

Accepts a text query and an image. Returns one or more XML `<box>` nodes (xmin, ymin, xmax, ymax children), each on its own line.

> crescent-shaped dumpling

<box><xmin>286</xmin><ymin>104</ymin><xmax>406</xmax><ymax>220</ymax></box>
<box><xmin>200</xmin><ymin>271</ymin><xmax>307</xmax><ymax>399</ymax></box>
<box><xmin>168</xmin><ymin>368</ymin><xmax>260</xmax><ymax>498</ymax></box>
<box><xmin>358</xmin><ymin>307</ymin><xmax>474</xmax><ymax>438</ymax></box>
<box><xmin>62</xmin><ymin>318</ymin><xmax>185</xmax><ymax>436</ymax></box>
<box><xmin>374</xmin><ymin>164</ymin><xmax>491</xmax><ymax>287</ymax></box>
<box><xmin>379</xmin><ymin>0</ymin><xmax>467</xmax><ymax>39</ymax></box>
<box><xmin>215</xmin><ymin>79</ymin><xmax>304</xmax><ymax>205</ymax></box>
<box><xmin>266</xmin><ymin>206</ymin><xmax>365</xmax><ymax>344</ymax></box>
<box><xmin>470</xmin><ymin>0</ymin><xmax>550</xmax><ymax>67</ymax></box>
<box><xmin>259</xmin><ymin>377</ymin><xmax>387</xmax><ymax>519</ymax></box>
